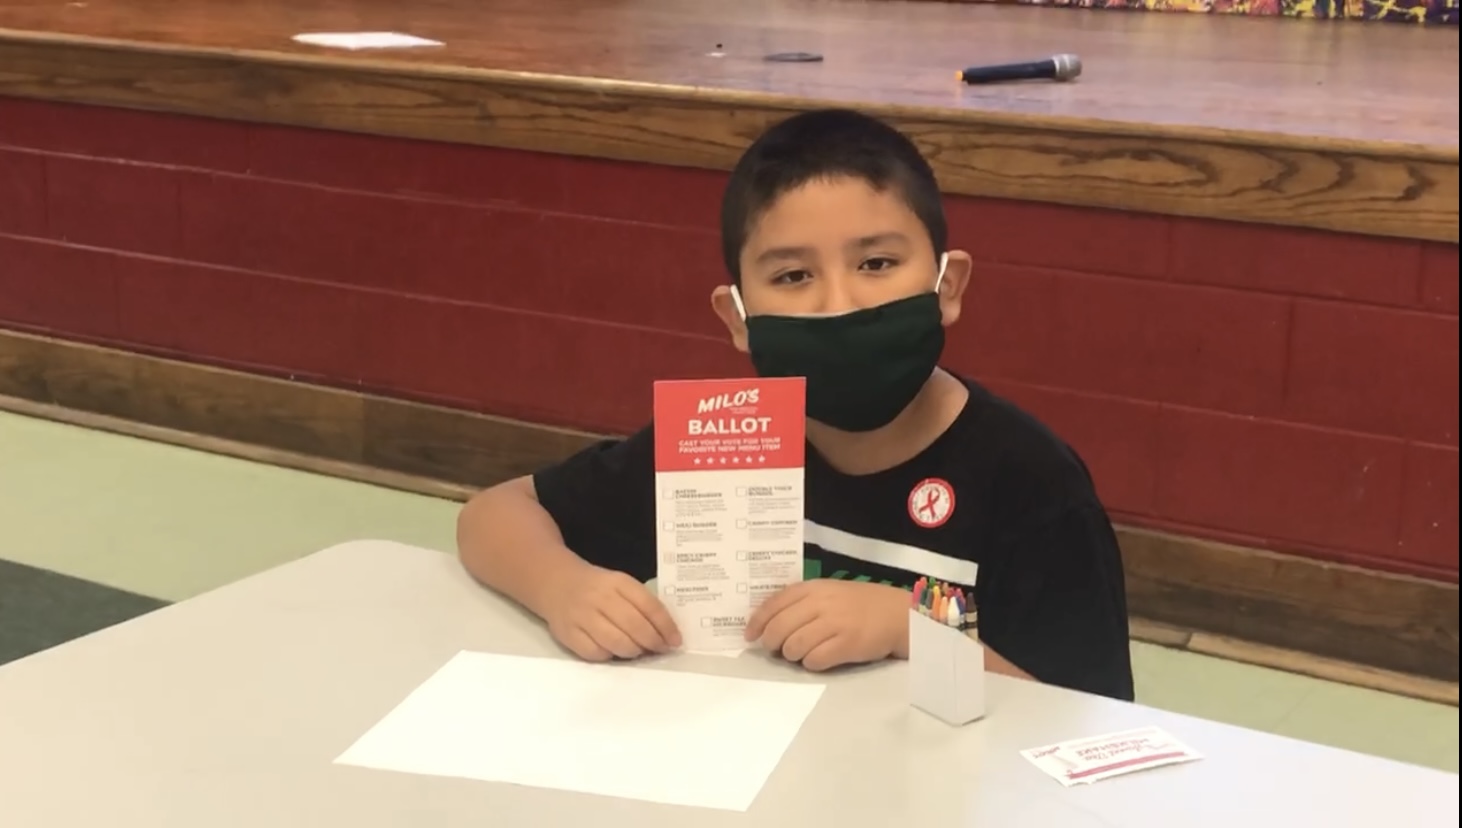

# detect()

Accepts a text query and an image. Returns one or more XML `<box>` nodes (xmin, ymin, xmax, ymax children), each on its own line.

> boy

<box><xmin>458</xmin><ymin>109</ymin><xmax>1135</xmax><ymax>701</ymax></box>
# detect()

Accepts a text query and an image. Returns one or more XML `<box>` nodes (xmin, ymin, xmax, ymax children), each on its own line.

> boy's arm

<box><xmin>456</xmin><ymin>429</ymin><xmax>659</xmax><ymax>618</ymax></box>
<box><xmin>983</xmin><ymin>648</ymin><xmax>1036</xmax><ymax>681</ymax></box>
<box><xmin>456</xmin><ymin>475</ymin><xmax>590</xmax><ymax>619</ymax></box>
<box><xmin>976</xmin><ymin>500</ymin><xmax>1135</xmax><ymax>701</ymax></box>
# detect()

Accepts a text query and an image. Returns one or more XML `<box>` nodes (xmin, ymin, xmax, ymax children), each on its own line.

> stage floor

<box><xmin>0</xmin><ymin>0</ymin><xmax>1456</xmax><ymax>152</ymax></box>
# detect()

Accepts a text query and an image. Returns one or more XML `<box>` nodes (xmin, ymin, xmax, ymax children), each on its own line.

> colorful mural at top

<box><xmin>976</xmin><ymin>0</ymin><xmax>1457</xmax><ymax>24</ymax></box>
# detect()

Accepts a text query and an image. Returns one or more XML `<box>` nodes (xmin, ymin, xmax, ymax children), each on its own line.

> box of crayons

<box><xmin>908</xmin><ymin>577</ymin><xmax>986</xmax><ymax>726</ymax></box>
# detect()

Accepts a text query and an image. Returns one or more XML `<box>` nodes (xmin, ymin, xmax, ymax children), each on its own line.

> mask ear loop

<box><xmin>729</xmin><ymin>285</ymin><xmax>748</xmax><ymax>321</ymax></box>
<box><xmin>935</xmin><ymin>252</ymin><xmax>949</xmax><ymax>294</ymax></box>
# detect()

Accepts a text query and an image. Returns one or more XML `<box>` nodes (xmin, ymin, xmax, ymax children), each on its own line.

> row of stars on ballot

<box><xmin>691</xmin><ymin>456</ymin><xmax>769</xmax><ymax>465</ymax></box>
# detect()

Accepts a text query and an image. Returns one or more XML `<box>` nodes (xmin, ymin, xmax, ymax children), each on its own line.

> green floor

<box><xmin>1</xmin><ymin>410</ymin><xmax>1456</xmax><ymax>773</ymax></box>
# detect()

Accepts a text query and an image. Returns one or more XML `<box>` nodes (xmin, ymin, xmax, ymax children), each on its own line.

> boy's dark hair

<box><xmin>719</xmin><ymin>108</ymin><xmax>948</xmax><ymax>283</ymax></box>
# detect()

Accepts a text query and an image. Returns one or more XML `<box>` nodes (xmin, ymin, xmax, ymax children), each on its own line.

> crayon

<box><xmin>910</xmin><ymin>576</ymin><xmax>981</xmax><ymax>633</ymax></box>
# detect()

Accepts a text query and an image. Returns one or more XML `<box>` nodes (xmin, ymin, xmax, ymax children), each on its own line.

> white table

<box><xmin>0</xmin><ymin>541</ymin><xmax>1454</xmax><ymax>826</ymax></box>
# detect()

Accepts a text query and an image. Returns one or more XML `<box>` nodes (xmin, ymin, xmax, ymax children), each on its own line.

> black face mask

<box><xmin>737</xmin><ymin>259</ymin><xmax>948</xmax><ymax>433</ymax></box>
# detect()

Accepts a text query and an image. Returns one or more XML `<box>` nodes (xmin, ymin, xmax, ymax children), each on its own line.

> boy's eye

<box><xmin>860</xmin><ymin>257</ymin><xmax>899</xmax><ymax>272</ymax></box>
<box><xmin>772</xmin><ymin>269</ymin><xmax>812</xmax><ymax>285</ymax></box>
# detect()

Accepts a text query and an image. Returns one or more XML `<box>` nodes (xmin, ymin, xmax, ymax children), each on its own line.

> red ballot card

<box><xmin>652</xmin><ymin>378</ymin><xmax>805</xmax><ymax>473</ymax></box>
<box><xmin>653</xmin><ymin>378</ymin><xmax>806</xmax><ymax>652</ymax></box>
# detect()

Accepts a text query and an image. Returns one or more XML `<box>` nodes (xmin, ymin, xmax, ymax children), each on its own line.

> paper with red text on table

<box><xmin>654</xmin><ymin>378</ymin><xmax>806</xmax><ymax>652</ymax></box>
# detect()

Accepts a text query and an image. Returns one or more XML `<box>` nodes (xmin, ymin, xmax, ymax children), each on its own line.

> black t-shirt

<box><xmin>533</xmin><ymin>375</ymin><xmax>1135</xmax><ymax>701</ymax></box>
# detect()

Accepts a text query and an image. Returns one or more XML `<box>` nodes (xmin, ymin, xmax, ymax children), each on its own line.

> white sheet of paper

<box><xmin>335</xmin><ymin>651</ymin><xmax>824</xmax><ymax>811</ymax></box>
<box><xmin>293</xmin><ymin>32</ymin><xmax>443</xmax><ymax>50</ymax></box>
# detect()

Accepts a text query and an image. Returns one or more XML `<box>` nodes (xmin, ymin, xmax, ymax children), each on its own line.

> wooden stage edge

<box><xmin>0</xmin><ymin>30</ymin><xmax>1456</xmax><ymax>244</ymax></box>
<box><xmin>1</xmin><ymin>327</ymin><xmax>1457</xmax><ymax>700</ymax></box>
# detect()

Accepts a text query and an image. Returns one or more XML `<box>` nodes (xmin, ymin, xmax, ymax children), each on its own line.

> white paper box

<box><xmin>908</xmin><ymin>608</ymin><xmax>986</xmax><ymax>726</ymax></box>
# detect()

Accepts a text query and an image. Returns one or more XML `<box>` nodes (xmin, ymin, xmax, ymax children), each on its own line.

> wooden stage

<box><xmin>0</xmin><ymin>1</ymin><xmax>1458</xmax><ymax>690</ymax></box>
<box><xmin>0</xmin><ymin>0</ymin><xmax>1457</xmax><ymax>240</ymax></box>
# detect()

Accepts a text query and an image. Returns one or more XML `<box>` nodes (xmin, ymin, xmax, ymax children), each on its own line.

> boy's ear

<box><xmin>937</xmin><ymin>250</ymin><xmax>973</xmax><ymax>328</ymax></box>
<box><xmin>710</xmin><ymin>285</ymin><xmax>750</xmax><ymax>353</ymax></box>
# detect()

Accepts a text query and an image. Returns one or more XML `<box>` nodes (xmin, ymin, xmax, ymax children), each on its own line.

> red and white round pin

<box><xmin>907</xmin><ymin>477</ymin><xmax>955</xmax><ymax>529</ymax></box>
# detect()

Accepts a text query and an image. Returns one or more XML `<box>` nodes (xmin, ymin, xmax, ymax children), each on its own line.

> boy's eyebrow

<box><xmin>753</xmin><ymin>233</ymin><xmax>911</xmax><ymax>267</ymax></box>
<box><xmin>754</xmin><ymin>245</ymin><xmax>816</xmax><ymax>266</ymax></box>
<box><xmin>848</xmin><ymin>232</ymin><xmax>910</xmax><ymax>250</ymax></box>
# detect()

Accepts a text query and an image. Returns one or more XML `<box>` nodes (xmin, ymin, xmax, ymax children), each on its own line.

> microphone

<box><xmin>956</xmin><ymin>54</ymin><xmax>1082</xmax><ymax>85</ymax></box>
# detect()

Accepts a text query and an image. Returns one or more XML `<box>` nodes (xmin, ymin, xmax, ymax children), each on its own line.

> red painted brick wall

<box><xmin>1</xmin><ymin>97</ymin><xmax>1456</xmax><ymax>580</ymax></box>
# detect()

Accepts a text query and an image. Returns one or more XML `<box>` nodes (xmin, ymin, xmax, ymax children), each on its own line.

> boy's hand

<box><xmin>744</xmin><ymin>580</ymin><xmax>907</xmax><ymax>672</ymax></box>
<box><xmin>542</xmin><ymin>563</ymin><xmax>682</xmax><ymax>661</ymax></box>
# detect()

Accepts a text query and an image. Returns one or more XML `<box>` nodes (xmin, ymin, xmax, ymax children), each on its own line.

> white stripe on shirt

<box><xmin>804</xmin><ymin>520</ymin><xmax>979</xmax><ymax>586</ymax></box>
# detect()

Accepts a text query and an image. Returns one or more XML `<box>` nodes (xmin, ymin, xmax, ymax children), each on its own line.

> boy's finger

<box><xmin>605</xmin><ymin>599</ymin><xmax>668</xmax><ymax>652</ymax></box>
<box><xmin>745</xmin><ymin>582</ymin><xmax>809</xmax><ymax>640</ymax></box>
<box><xmin>800</xmin><ymin>636</ymin><xmax>849</xmax><ymax>673</ymax></box>
<box><xmin>563</xmin><ymin>628</ymin><xmax>612</xmax><ymax>663</ymax></box>
<box><xmin>619</xmin><ymin>581</ymin><xmax>682</xmax><ymax>647</ymax></box>
<box><xmin>779</xmin><ymin>618</ymin><xmax>837</xmax><ymax>663</ymax></box>
<box><xmin>758</xmin><ymin>600</ymin><xmax>821</xmax><ymax>651</ymax></box>
<box><xmin>588</xmin><ymin>613</ymin><xmax>643</xmax><ymax>660</ymax></box>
